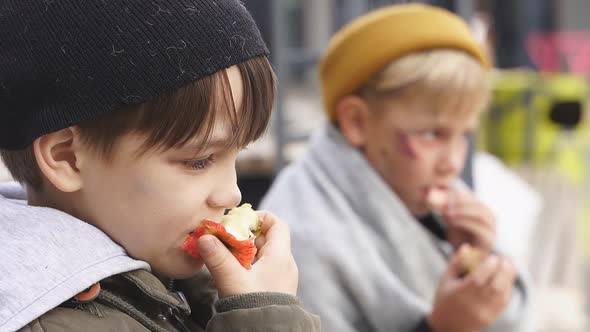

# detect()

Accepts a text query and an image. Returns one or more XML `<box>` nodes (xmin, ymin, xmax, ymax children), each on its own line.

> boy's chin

<box><xmin>156</xmin><ymin>256</ymin><xmax>205</xmax><ymax>280</ymax></box>
<box><xmin>410</xmin><ymin>203</ymin><xmax>431</xmax><ymax>217</ymax></box>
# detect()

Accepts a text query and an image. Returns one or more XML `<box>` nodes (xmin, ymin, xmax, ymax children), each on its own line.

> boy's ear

<box><xmin>33</xmin><ymin>127</ymin><xmax>84</xmax><ymax>192</ymax></box>
<box><xmin>334</xmin><ymin>95</ymin><xmax>371</xmax><ymax>148</ymax></box>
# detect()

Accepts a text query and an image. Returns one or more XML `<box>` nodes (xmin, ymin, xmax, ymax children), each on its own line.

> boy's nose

<box><xmin>207</xmin><ymin>182</ymin><xmax>242</xmax><ymax>210</ymax></box>
<box><xmin>206</xmin><ymin>165</ymin><xmax>242</xmax><ymax>209</ymax></box>
<box><xmin>437</xmin><ymin>141</ymin><xmax>465</xmax><ymax>177</ymax></box>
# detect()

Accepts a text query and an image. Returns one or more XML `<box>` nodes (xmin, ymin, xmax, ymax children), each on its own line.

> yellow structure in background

<box><xmin>478</xmin><ymin>70</ymin><xmax>590</xmax><ymax>257</ymax></box>
<box><xmin>479</xmin><ymin>70</ymin><xmax>588</xmax><ymax>183</ymax></box>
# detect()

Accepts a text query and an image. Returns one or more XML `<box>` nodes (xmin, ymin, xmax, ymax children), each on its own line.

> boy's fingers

<box><xmin>197</xmin><ymin>235</ymin><xmax>242</xmax><ymax>276</ymax></box>
<box><xmin>254</xmin><ymin>233</ymin><xmax>267</xmax><ymax>248</ymax></box>
<box><xmin>467</xmin><ymin>255</ymin><xmax>500</xmax><ymax>288</ymax></box>
<box><xmin>256</xmin><ymin>210</ymin><xmax>277</xmax><ymax>234</ymax></box>
<box><xmin>255</xmin><ymin>211</ymin><xmax>291</xmax><ymax>257</ymax></box>
<box><xmin>490</xmin><ymin>259</ymin><xmax>516</xmax><ymax>293</ymax></box>
<box><xmin>453</xmin><ymin>190</ymin><xmax>487</xmax><ymax>207</ymax></box>
<box><xmin>444</xmin><ymin>203</ymin><xmax>495</xmax><ymax>229</ymax></box>
<box><xmin>447</xmin><ymin>211</ymin><xmax>495</xmax><ymax>232</ymax></box>
<box><xmin>447</xmin><ymin>220</ymin><xmax>495</xmax><ymax>245</ymax></box>
<box><xmin>453</xmin><ymin>190</ymin><xmax>474</xmax><ymax>203</ymax></box>
<box><xmin>445</xmin><ymin>190</ymin><xmax>494</xmax><ymax>222</ymax></box>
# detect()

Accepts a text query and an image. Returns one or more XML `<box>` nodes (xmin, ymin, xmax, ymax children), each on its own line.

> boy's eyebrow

<box><xmin>180</xmin><ymin>135</ymin><xmax>234</xmax><ymax>151</ymax></box>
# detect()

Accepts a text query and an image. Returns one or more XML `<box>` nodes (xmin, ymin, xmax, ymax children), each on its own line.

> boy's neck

<box><xmin>27</xmin><ymin>185</ymin><xmax>82</xmax><ymax>221</ymax></box>
<box><xmin>26</xmin><ymin>187</ymin><xmax>48</xmax><ymax>207</ymax></box>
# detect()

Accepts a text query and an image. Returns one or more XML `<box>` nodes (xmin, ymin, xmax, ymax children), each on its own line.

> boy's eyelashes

<box><xmin>176</xmin><ymin>146</ymin><xmax>245</xmax><ymax>171</ymax></box>
<box><xmin>410</xmin><ymin>129</ymin><xmax>443</xmax><ymax>141</ymax></box>
<box><xmin>416</xmin><ymin>130</ymin><xmax>438</xmax><ymax>141</ymax></box>
<box><xmin>182</xmin><ymin>154</ymin><xmax>216</xmax><ymax>170</ymax></box>
<box><xmin>411</xmin><ymin>128</ymin><xmax>473</xmax><ymax>142</ymax></box>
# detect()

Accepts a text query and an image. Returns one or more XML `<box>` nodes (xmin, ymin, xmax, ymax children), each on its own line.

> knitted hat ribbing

<box><xmin>0</xmin><ymin>0</ymin><xmax>268</xmax><ymax>149</ymax></box>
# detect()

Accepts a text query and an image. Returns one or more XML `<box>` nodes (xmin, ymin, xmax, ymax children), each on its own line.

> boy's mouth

<box><xmin>423</xmin><ymin>185</ymin><xmax>452</xmax><ymax>212</ymax></box>
<box><xmin>180</xmin><ymin>204</ymin><xmax>261</xmax><ymax>269</ymax></box>
<box><xmin>184</xmin><ymin>215</ymin><xmax>219</xmax><ymax>234</ymax></box>
<box><xmin>422</xmin><ymin>184</ymin><xmax>449</xmax><ymax>197</ymax></box>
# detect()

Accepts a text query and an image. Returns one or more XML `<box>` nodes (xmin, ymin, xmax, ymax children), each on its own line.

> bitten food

<box><xmin>182</xmin><ymin>204</ymin><xmax>261</xmax><ymax>269</ymax></box>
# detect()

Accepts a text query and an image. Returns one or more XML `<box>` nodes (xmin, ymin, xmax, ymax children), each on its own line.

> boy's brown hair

<box><xmin>1</xmin><ymin>55</ymin><xmax>275</xmax><ymax>191</ymax></box>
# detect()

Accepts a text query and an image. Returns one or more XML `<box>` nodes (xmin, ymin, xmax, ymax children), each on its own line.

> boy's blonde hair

<box><xmin>359</xmin><ymin>49</ymin><xmax>490</xmax><ymax>116</ymax></box>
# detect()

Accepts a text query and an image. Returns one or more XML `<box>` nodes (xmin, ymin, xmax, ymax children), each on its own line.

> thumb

<box><xmin>197</xmin><ymin>235</ymin><xmax>242</xmax><ymax>277</ymax></box>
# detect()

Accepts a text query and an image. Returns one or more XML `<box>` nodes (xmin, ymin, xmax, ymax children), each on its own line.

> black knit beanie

<box><xmin>0</xmin><ymin>0</ymin><xmax>269</xmax><ymax>149</ymax></box>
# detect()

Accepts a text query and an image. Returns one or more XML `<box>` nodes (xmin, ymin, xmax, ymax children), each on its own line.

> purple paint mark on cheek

<box><xmin>133</xmin><ymin>179</ymin><xmax>161</xmax><ymax>201</ymax></box>
<box><xmin>395</xmin><ymin>131</ymin><xmax>419</xmax><ymax>160</ymax></box>
<box><xmin>135</xmin><ymin>180</ymin><xmax>152</xmax><ymax>193</ymax></box>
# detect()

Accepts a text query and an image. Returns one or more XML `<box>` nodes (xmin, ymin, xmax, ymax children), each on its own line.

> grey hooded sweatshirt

<box><xmin>0</xmin><ymin>182</ymin><xmax>150</xmax><ymax>331</ymax></box>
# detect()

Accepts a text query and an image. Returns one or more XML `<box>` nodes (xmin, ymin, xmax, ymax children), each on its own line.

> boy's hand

<box><xmin>430</xmin><ymin>189</ymin><xmax>496</xmax><ymax>254</ymax></box>
<box><xmin>196</xmin><ymin>210</ymin><xmax>298</xmax><ymax>298</ymax></box>
<box><xmin>428</xmin><ymin>246</ymin><xmax>516</xmax><ymax>332</ymax></box>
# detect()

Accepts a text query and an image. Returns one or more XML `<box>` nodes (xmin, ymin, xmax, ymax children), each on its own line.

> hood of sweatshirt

<box><xmin>0</xmin><ymin>182</ymin><xmax>150</xmax><ymax>331</ymax></box>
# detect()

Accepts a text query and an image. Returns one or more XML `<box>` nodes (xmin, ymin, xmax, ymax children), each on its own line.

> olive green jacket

<box><xmin>18</xmin><ymin>269</ymin><xmax>320</xmax><ymax>332</ymax></box>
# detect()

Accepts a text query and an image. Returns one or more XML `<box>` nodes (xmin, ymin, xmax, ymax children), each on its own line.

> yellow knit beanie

<box><xmin>319</xmin><ymin>3</ymin><xmax>490</xmax><ymax>122</ymax></box>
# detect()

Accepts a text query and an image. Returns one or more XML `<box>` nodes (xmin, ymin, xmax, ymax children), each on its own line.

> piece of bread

<box><xmin>458</xmin><ymin>246</ymin><xmax>483</xmax><ymax>275</ymax></box>
<box><xmin>426</xmin><ymin>188</ymin><xmax>449</xmax><ymax>212</ymax></box>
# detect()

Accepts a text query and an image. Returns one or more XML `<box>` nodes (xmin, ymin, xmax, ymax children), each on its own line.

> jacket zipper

<box><xmin>166</xmin><ymin>282</ymin><xmax>191</xmax><ymax>332</ymax></box>
<box><xmin>169</xmin><ymin>306</ymin><xmax>192</xmax><ymax>332</ymax></box>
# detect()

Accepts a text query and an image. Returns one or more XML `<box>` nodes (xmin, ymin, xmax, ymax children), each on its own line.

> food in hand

<box><xmin>182</xmin><ymin>203</ymin><xmax>261</xmax><ymax>269</ymax></box>
<box><xmin>458</xmin><ymin>245</ymin><xmax>483</xmax><ymax>275</ymax></box>
<box><xmin>427</xmin><ymin>188</ymin><xmax>449</xmax><ymax>212</ymax></box>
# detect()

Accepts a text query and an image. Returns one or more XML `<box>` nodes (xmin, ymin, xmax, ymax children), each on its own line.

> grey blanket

<box><xmin>261</xmin><ymin>124</ymin><xmax>531</xmax><ymax>332</ymax></box>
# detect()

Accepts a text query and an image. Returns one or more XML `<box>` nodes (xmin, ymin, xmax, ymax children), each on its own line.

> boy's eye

<box><xmin>463</xmin><ymin>130</ymin><xmax>474</xmax><ymax>140</ymax></box>
<box><xmin>183</xmin><ymin>155</ymin><xmax>215</xmax><ymax>170</ymax></box>
<box><xmin>417</xmin><ymin>130</ymin><xmax>438</xmax><ymax>141</ymax></box>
